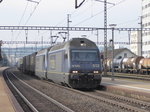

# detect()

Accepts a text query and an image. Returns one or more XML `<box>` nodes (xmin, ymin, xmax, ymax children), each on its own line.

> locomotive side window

<box><xmin>42</xmin><ymin>56</ymin><xmax>45</xmax><ymax>70</ymax></box>
<box><xmin>71</xmin><ymin>50</ymin><xmax>99</xmax><ymax>62</ymax></box>
<box><xmin>36</xmin><ymin>57</ymin><xmax>40</xmax><ymax>69</ymax></box>
<box><xmin>50</xmin><ymin>55</ymin><xmax>56</xmax><ymax>70</ymax></box>
<box><xmin>31</xmin><ymin>57</ymin><xmax>34</xmax><ymax>64</ymax></box>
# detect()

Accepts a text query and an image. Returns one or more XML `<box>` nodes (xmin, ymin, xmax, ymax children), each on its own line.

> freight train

<box><xmin>107</xmin><ymin>56</ymin><xmax>150</xmax><ymax>74</ymax></box>
<box><xmin>17</xmin><ymin>38</ymin><xmax>102</xmax><ymax>89</ymax></box>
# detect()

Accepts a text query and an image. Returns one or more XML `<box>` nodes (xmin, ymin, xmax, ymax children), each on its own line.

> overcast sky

<box><xmin>0</xmin><ymin>0</ymin><xmax>142</xmax><ymax>45</ymax></box>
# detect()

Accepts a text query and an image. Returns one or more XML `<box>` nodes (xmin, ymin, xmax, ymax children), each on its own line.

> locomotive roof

<box><xmin>36</xmin><ymin>46</ymin><xmax>52</xmax><ymax>56</ymax></box>
<box><xmin>50</xmin><ymin>38</ymin><xmax>97</xmax><ymax>51</ymax></box>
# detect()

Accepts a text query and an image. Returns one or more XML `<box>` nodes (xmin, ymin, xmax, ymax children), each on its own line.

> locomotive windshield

<box><xmin>71</xmin><ymin>50</ymin><xmax>99</xmax><ymax>62</ymax></box>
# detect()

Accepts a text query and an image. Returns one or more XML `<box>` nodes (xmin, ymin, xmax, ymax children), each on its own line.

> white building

<box><xmin>106</xmin><ymin>48</ymin><xmax>136</xmax><ymax>60</ymax></box>
<box><xmin>130</xmin><ymin>31</ymin><xmax>142</xmax><ymax>56</ymax></box>
<box><xmin>142</xmin><ymin>0</ymin><xmax>150</xmax><ymax>57</ymax></box>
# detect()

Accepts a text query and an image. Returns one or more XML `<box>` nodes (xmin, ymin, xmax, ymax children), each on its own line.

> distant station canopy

<box><xmin>75</xmin><ymin>0</ymin><xmax>85</xmax><ymax>9</ymax></box>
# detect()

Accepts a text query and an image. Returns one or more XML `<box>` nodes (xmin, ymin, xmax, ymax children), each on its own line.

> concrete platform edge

<box><xmin>2</xmin><ymin>67</ymin><xmax>24</xmax><ymax>112</ymax></box>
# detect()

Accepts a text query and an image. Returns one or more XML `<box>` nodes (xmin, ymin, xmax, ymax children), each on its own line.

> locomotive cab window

<box><xmin>71</xmin><ymin>50</ymin><xmax>99</xmax><ymax>62</ymax></box>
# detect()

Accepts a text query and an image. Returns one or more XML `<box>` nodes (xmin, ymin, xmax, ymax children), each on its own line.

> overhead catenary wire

<box><xmin>117</xmin><ymin>18</ymin><xmax>139</xmax><ymax>26</ymax></box>
<box><xmin>11</xmin><ymin>30</ymin><xmax>14</xmax><ymax>42</ymax></box>
<box><xmin>54</xmin><ymin>0</ymin><xmax>90</xmax><ymax>27</ymax></box>
<box><xmin>40</xmin><ymin>0</ymin><xmax>91</xmax><ymax>38</ymax></box>
<box><xmin>18</xmin><ymin>2</ymin><xmax>29</xmax><ymax>26</ymax></box>
<box><xmin>23</xmin><ymin>0</ymin><xmax>130</xmax><ymax>44</ymax></box>
<box><xmin>41</xmin><ymin>0</ymin><xmax>99</xmax><ymax>37</ymax></box>
<box><xmin>14</xmin><ymin>0</ymin><xmax>42</xmax><ymax>43</ymax></box>
<box><xmin>70</xmin><ymin>0</ymin><xmax>90</xmax><ymax>18</ymax></box>
<box><xmin>24</xmin><ymin>0</ymin><xmax>42</xmax><ymax>25</ymax></box>
<box><xmin>73</xmin><ymin>0</ymin><xmax>127</xmax><ymax>26</ymax></box>
<box><xmin>54</xmin><ymin>0</ymin><xmax>127</xmax><ymax>27</ymax></box>
<box><xmin>13</xmin><ymin>0</ymin><xmax>128</xmax><ymax>44</ymax></box>
<box><xmin>15</xmin><ymin>2</ymin><xmax>29</xmax><ymax>41</ymax></box>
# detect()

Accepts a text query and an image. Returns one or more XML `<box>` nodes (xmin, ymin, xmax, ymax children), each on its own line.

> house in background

<box><xmin>101</xmin><ymin>48</ymin><xmax>136</xmax><ymax>60</ymax></box>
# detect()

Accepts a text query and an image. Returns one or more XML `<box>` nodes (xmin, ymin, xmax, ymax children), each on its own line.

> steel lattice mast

<box><xmin>104</xmin><ymin>0</ymin><xmax>107</xmax><ymax>75</ymax></box>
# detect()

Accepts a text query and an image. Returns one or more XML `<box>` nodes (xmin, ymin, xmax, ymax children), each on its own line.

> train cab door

<box><xmin>63</xmin><ymin>51</ymin><xmax>69</xmax><ymax>72</ymax></box>
<box><xmin>45</xmin><ymin>52</ymin><xmax>48</xmax><ymax>79</ymax></box>
<box><xmin>42</xmin><ymin>54</ymin><xmax>47</xmax><ymax>79</ymax></box>
<box><xmin>63</xmin><ymin>51</ymin><xmax>69</xmax><ymax>83</ymax></box>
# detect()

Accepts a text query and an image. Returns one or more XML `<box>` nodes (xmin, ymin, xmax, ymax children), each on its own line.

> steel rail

<box><xmin>42</xmin><ymin>78</ymin><xmax>148</xmax><ymax>112</ymax></box>
<box><xmin>5</xmin><ymin>72</ymin><xmax>39</xmax><ymax>112</ymax></box>
<box><xmin>95</xmin><ymin>90</ymin><xmax>150</xmax><ymax>111</ymax></box>
<box><xmin>10</xmin><ymin>72</ymin><xmax>74</xmax><ymax>112</ymax></box>
<box><xmin>9</xmin><ymin>69</ymin><xmax>149</xmax><ymax>112</ymax></box>
<box><xmin>105</xmin><ymin>72</ymin><xmax>150</xmax><ymax>81</ymax></box>
<box><xmin>72</xmin><ymin>90</ymin><xmax>148</xmax><ymax>112</ymax></box>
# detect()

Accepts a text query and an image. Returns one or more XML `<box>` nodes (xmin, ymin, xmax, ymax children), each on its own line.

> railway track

<box><xmin>42</xmin><ymin>78</ymin><xmax>150</xmax><ymax>112</ymax></box>
<box><xmin>105</xmin><ymin>72</ymin><xmax>150</xmax><ymax>81</ymax></box>
<box><xmin>6</xmin><ymin>68</ymin><xmax>150</xmax><ymax>112</ymax></box>
<box><xmin>3</xmin><ymin>69</ymin><xmax>74</xmax><ymax>112</ymax></box>
<box><xmin>89</xmin><ymin>90</ymin><xmax>150</xmax><ymax>112</ymax></box>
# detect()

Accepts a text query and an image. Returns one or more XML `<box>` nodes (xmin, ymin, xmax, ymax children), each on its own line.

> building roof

<box><xmin>101</xmin><ymin>48</ymin><xmax>136</xmax><ymax>59</ymax></box>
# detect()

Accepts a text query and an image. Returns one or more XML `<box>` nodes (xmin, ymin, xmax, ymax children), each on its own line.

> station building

<box><xmin>106</xmin><ymin>48</ymin><xmax>136</xmax><ymax>60</ymax></box>
<box><xmin>130</xmin><ymin>0</ymin><xmax>150</xmax><ymax>57</ymax></box>
<box><xmin>130</xmin><ymin>31</ymin><xmax>142</xmax><ymax>56</ymax></box>
<box><xmin>141</xmin><ymin>0</ymin><xmax>150</xmax><ymax>57</ymax></box>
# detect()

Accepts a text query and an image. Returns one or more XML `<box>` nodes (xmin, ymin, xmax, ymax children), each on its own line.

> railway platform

<box><xmin>101</xmin><ymin>77</ymin><xmax>150</xmax><ymax>102</ymax></box>
<box><xmin>0</xmin><ymin>67</ymin><xmax>24</xmax><ymax>112</ymax></box>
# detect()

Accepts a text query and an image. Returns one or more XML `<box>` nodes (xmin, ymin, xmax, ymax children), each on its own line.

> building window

<box><xmin>124</xmin><ymin>53</ymin><xmax>127</xmax><ymax>58</ymax></box>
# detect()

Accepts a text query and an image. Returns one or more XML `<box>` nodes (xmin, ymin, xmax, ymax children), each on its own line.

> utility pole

<box><xmin>15</xmin><ymin>44</ymin><xmax>17</xmax><ymax>66</ymax></box>
<box><xmin>24</xmin><ymin>43</ymin><xmax>25</xmax><ymax>57</ymax></box>
<box><xmin>67</xmin><ymin>14</ymin><xmax>72</xmax><ymax>41</ymax></box>
<box><xmin>50</xmin><ymin>30</ymin><xmax>52</xmax><ymax>43</ymax></box>
<box><xmin>104</xmin><ymin>0</ymin><xmax>108</xmax><ymax>75</ymax></box>
<box><xmin>41</xmin><ymin>36</ymin><xmax>43</xmax><ymax>49</ymax></box>
<box><xmin>50</xmin><ymin>30</ymin><xmax>53</xmax><ymax>46</ymax></box>
<box><xmin>95</xmin><ymin>0</ymin><xmax>115</xmax><ymax>75</ymax></box>
<box><xmin>25</xmin><ymin>30</ymin><xmax>28</xmax><ymax>44</ymax></box>
<box><xmin>140</xmin><ymin>16</ymin><xmax>143</xmax><ymax>56</ymax></box>
<box><xmin>96</xmin><ymin>30</ymin><xmax>99</xmax><ymax>45</ymax></box>
<box><xmin>35</xmin><ymin>42</ymin><xmax>37</xmax><ymax>51</ymax></box>
<box><xmin>109</xmin><ymin>24</ymin><xmax>117</xmax><ymax>81</ymax></box>
<box><xmin>128</xmin><ymin>31</ymin><xmax>131</xmax><ymax>45</ymax></box>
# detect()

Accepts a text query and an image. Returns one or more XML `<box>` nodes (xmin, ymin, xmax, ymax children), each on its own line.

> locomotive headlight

<box><xmin>80</xmin><ymin>43</ymin><xmax>86</xmax><ymax>46</ymax></box>
<box><xmin>72</xmin><ymin>71</ymin><xmax>78</xmax><ymax>73</ymax></box>
<box><xmin>93</xmin><ymin>71</ymin><xmax>99</xmax><ymax>74</ymax></box>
